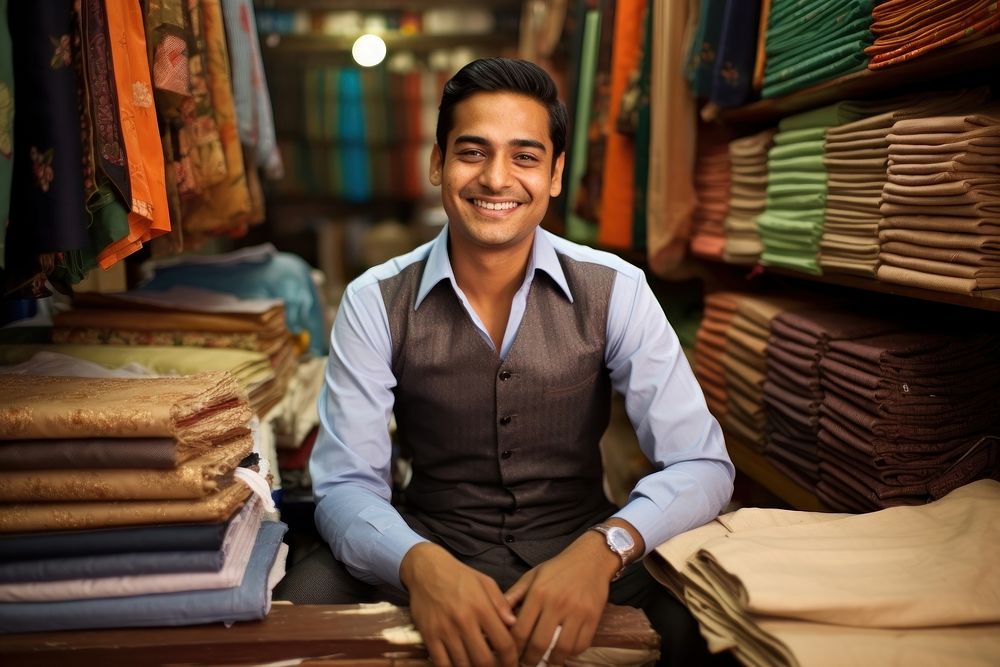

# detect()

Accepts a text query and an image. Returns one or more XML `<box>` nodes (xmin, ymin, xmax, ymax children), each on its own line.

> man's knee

<box><xmin>273</xmin><ymin>544</ymin><xmax>378</xmax><ymax>604</ymax></box>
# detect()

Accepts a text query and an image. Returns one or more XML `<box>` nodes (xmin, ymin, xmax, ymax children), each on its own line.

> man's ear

<box><xmin>549</xmin><ymin>152</ymin><xmax>566</xmax><ymax>197</ymax></box>
<box><xmin>429</xmin><ymin>144</ymin><xmax>443</xmax><ymax>186</ymax></box>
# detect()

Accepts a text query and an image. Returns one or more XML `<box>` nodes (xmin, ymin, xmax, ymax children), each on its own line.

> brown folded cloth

<box><xmin>888</xmin><ymin>159</ymin><xmax>1000</xmax><ymax>176</ymax></box>
<box><xmin>879</xmin><ymin>240</ymin><xmax>1000</xmax><ymax>267</ymax></box>
<box><xmin>887</xmin><ymin>171</ymin><xmax>1000</xmax><ymax>187</ymax></box>
<box><xmin>815</xmin><ymin>476</ymin><xmax>872</xmax><ymax>513</ymax></box>
<box><xmin>818</xmin><ymin>412</ymin><xmax>973</xmax><ymax>470</ymax></box>
<box><xmin>876</xmin><ymin>265</ymin><xmax>1000</xmax><ymax>295</ymax></box>
<box><xmin>884</xmin><ymin>178</ymin><xmax>1000</xmax><ymax>199</ymax></box>
<box><xmin>0</xmin><ymin>433</ymin><xmax>253</xmax><ymax>502</ymax></box>
<box><xmin>879</xmin><ymin>253</ymin><xmax>1000</xmax><ymax>285</ymax></box>
<box><xmin>824</xmin><ymin>332</ymin><xmax>1000</xmax><ymax>386</ymax></box>
<box><xmin>725</xmin><ymin>335</ymin><xmax>767</xmax><ymax>374</ymax></box>
<box><xmin>819</xmin><ymin>234</ymin><xmax>879</xmax><ymax>254</ymax></box>
<box><xmin>822</xmin><ymin>156</ymin><xmax>889</xmax><ymax>172</ymax></box>
<box><xmin>877</xmin><ymin>228</ymin><xmax>1000</xmax><ymax>252</ymax></box>
<box><xmin>0</xmin><ymin>481</ymin><xmax>252</xmax><ymax>533</ymax></box>
<box><xmin>767</xmin><ymin>336</ymin><xmax>816</xmax><ymax>375</ymax></box>
<box><xmin>825</xmin><ymin>136</ymin><xmax>890</xmax><ymax>153</ymax></box>
<box><xmin>879</xmin><ymin>215</ymin><xmax>1000</xmax><ymax>235</ymax></box>
<box><xmin>762</xmin><ymin>379</ymin><xmax>817</xmax><ymax>431</ymax></box>
<box><xmin>818</xmin><ymin>421</ymin><xmax>993</xmax><ymax>486</ymax></box>
<box><xmin>889</xmin><ymin>151</ymin><xmax>999</xmax><ymax>167</ymax></box>
<box><xmin>818</xmin><ymin>257</ymin><xmax>879</xmax><ymax>277</ymax></box>
<box><xmin>0</xmin><ymin>438</ymin><xmax>177</xmax><ymax>470</ymax></box>
<box><xmin>881</xmin><ymin>188</ymin><xmax>1000</xmax><ymax>207</ymax></box>
<box><xmin>825</xmin><ymin>193</ymin><xmax>885</xmax><ymax>214</ymax></box>
<box><xmin>765</xmin><ymin>445</ymin><xmax>817</xmax><ymax>490</ymax></box>
<box><xmin>0</xmin><ymin>373</ymin><xmax>252</xmax><ymax>461</ymax></box>
<box><xmin>888</xmin><ymin>112</ymin><xmax>1000</xmax><ymax>137</ymax></box>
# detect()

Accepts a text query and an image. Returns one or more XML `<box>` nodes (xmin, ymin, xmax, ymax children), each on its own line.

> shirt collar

<box><xmin>415</xmin><ymin>226</ymin><xmax>574</xmax><ymax>309</ymax></box>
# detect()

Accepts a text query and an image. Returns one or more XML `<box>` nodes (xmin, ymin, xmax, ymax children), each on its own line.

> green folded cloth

<box><xmin>769</xmin><ymin>140</ymin><xmax>827</xmax><ymax>161</ymax></box>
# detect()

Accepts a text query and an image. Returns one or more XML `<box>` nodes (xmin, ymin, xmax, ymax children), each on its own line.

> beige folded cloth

<box><xmin>878</xmin><ymin>228</ymin><xmax>1000</xmax><ymax>252</ymax></box>
<box><xmin>879</xmin><ymin>214</ymin><xmax>1000</xmax><ymax>235</ymax></box>
<box><xmin>879</xmin><ymin>240</ymin><xmax>1000</xmax><ymax>266</ymax></box>
<box><xmin>876</xmin><ymin>264</ymin><xmax>1000</xmax><ymax>295</ymax></box>
<box><xmin>0</xmin><ymin>480</ymin><xmax>252</xmax><ymax>533</ymax></box>
<box><xmin>0</xmin><ymin>372</ymin><xmax>252</xmax><ymax>460</ymax></box>
<box><xmin>819</xmin><ymin>256</ymin><xmax>878</xmax><ymax>277</ymax></box>
<box><xmin>647</xmin><ymin>482</ymin><xmax>1000</xmax><ymax>666</ymax></box>
<box><xmin>878</xmin><ymin>253</ymin><xmax>1000</xmax><ymax>282</ymax></box>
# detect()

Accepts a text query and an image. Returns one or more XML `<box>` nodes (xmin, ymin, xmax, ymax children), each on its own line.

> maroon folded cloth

<box><xmin>816</xmin><ymin>477</ymin><xmax>872</xmax><ymax>513</ymax></box>
<box><xmin>762</xmin><ymin>378</ymin><xmax>817</xmax><ymax>431</ymax></box>
<box><xmin>765</xmin><ymin>446</ymin><xmax>818</xmax><ymax>490</ymax></box>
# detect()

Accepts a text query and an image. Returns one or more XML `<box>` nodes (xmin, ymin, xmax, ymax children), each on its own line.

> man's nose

<box><xmin>479</xmin><ymin>156</ymin><xmax>514</xmax><ymax>191</ymax></box>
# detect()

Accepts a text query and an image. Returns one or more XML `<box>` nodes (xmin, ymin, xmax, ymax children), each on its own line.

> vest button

<box><xmin>501</xmin><ymin>450</ymin><xmax>512</xmax><ymax>459</ymax></box>
<box><xmin>504</xmin><ymin>534</ymin><xmax>515</xmax><ymax>543</ymax></box>
<box><xmin>499</xmin><ymin>370</ymin><xmax>512</xmax><ymax>381</ymax></box>
<box><xmin>499</xmin><ymin>416</ymin><xmax>512</xmax><ymax>426</ymax></box>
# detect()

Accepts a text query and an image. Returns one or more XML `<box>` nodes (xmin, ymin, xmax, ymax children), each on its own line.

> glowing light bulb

<box><xmin>352</xmin><ymin>34</ymin><xmax>387</xmax><ymax>67</ymax></box>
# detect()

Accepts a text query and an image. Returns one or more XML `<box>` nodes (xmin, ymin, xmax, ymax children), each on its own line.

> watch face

<box><xmin>607</xmin><ymin>527</ymin><xmax>634</xmax><ymax>553</ymax></box>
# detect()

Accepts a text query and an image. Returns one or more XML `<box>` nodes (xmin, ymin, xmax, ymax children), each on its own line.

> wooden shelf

<box><xmin>255</xmin><ymin>0</ymin><xmax>522</xmax><ymax>10</ymax></box>
<box><xmin>726</xmin><ymin>434</ymin><xmax>826</xmax><ymax>512</ymax></box>
<box><xmin>716</xmin><ymin>33</ymin><xmax>1000</xmax><ymax>125</ymax></box>
<box><xmin>261</xmin><ymin>32</ymin><xmax>516</xmax><ymax>59</ymax></box>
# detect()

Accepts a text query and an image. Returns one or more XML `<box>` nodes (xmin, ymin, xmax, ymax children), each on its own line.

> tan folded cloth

<box><xmin>878</xmin><ymin>252</ymin><xmax>1000</xmax><ymax>282</ymax></box>
<box><xmin>819</xmin><ymin>256</ymin><xmax>878</xmax><ymax>276</ymax></box>
<box><xmin>878</xmin><ymin>215</ymin><xmax>1000</xmax><ymax>235</ymax></box>
<box><xmin>0</xmin><ymin>373</ymin><xmax>252</xmax><ymax>460</ymax></box>
<box><xmin>878</xmin><ymin>228</ymin><xmax>1000</xmax><ymax>251</ymax></box>
<box><xmin>888</xmin><ymin>159</ymin><xmax>1000</xmax><ymax>176</ymax></box>
<box><xmin>879</xmin><ymin>240</ymin><xmax>1000</xmax><ymax>266</ymax></box>
<box><xmin>876</xmin><ymin>264</ymin><xmax>1000</xmax><ymax>295</ymax></box>
<box><xmin>0</xmin><ymin>481</ymin><xmax>252</xmax><ymax>533</ymax></box>
<box><xmin>0</xmin><ymin>433</ymin><xmax>253</xmax><ymax>502</ymax></box>
<box><xmin>695</xmin><ymin>480</ymin><xmax>1000</xmax><ymax>627</ymax></box>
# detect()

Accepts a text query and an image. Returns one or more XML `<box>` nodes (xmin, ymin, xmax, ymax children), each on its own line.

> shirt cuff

<box><xmin>613</xmin><ymin>496</ymin><xmax>665</xmax><ymax>557</ymax></box>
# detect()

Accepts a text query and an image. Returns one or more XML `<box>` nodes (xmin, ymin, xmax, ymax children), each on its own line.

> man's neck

<box><xmin>448</xmin><ymin>232</ymin><xmax>535</xmax><ymax>351</ymax></box>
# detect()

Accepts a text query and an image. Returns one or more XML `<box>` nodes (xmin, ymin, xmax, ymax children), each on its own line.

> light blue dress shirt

<box><xmin>310</xmin><ymin>226</ymin><xmax>734</xmax><ymax>588</ymax></box>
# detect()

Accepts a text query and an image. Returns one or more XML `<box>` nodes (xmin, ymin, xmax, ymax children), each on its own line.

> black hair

<box><xmin>436</xmin><ymin>57</ymin><xmax>568</xmax><ymax>159</ymax></box>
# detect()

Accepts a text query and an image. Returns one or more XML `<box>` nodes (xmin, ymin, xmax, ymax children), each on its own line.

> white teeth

<box><xmin>473</xmin><ymin>199</ymin><xmax>519</xmax><ymax>211</ymax></box>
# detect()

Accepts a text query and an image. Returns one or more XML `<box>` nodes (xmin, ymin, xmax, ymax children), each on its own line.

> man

<box><xmin>290</xmin><ymin>58</ymin><xmax>735</xmax><ymax>667</ymax></box>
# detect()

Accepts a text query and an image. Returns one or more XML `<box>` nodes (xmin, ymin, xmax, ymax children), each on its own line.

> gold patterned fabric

<box><xmin>0</xmin><ymin>372</ymin><xmax>251</xmax><ymax>461</ymax></box>
<box><xmin>0</xmin><ymin>432</ymin><xmax>252</xmax><ymax>501</ymax></box>
<box><xmin>0</xmin><ymin>481</ymin><xmax>251</xmax><ymax>533</ymax></box>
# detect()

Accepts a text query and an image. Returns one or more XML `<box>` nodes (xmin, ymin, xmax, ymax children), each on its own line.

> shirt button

<box><xmin>499</xmin><ymin>370</ymin><xmax>512</xmax><ymax>381</ymax></box>
<box><xmin>499</xmin><ymin>416</ymin><xmax>512</xmax><ymax>426</ymax></box>
<box><xmin>501</xmin><ymin>450</ymin><xmax>512</xmax><ymax>459</ymax></box>
<box><xmin>504</xmin><ymin>535</ymin><xmax>515</xmax><ymax>543</ymax></box>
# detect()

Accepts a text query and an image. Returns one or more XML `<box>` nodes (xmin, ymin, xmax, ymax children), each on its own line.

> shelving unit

<box><xmin>714</xmin><ymin>33</ymin><xmax>1000</xmax><ymax>125</ymax></box>
<box><xmin>261</xmin><ymin>33</ymin><xmax>516</xmax><ymax>59</ymax></box>
<box><xmin>692</xmin><ymin>35</ymin><xmax>1000</xmax><ymax>511</ymax></box>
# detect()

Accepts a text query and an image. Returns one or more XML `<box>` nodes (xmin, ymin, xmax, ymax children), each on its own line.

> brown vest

<box><xmin>379</xmin><ymin>254</ymin><xmax>618</xmax><ymax>573</ymax></box>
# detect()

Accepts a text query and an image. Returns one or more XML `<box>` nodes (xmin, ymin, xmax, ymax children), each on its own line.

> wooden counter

<box><xmin>0</xmin><ymin>603</ymin><xmax>660</xmax><ymax>666</ymax></box>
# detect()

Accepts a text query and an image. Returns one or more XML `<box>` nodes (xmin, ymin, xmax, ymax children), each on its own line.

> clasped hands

<box><xmin>400</xmin><ymin>531</ymin><xmax>621</xmax><ymax>667</ymax></box>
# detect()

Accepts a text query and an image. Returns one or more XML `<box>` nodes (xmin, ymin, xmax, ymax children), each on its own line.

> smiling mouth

<box><xmin>470</xmin><ymin>198</ymin><xmax>521</xmax><ymax>211</ymax></box>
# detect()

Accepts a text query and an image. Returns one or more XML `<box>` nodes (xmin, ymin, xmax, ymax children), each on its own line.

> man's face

<box><xmin>430</xmin><ymin>91</ymin><xmax>565</xmax><ymax>254</ymax></box>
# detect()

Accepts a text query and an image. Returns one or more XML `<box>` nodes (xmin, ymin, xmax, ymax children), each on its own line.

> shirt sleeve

<box><xmin>308</xmin><ymin>278</ymin><xmax>428</xmax><ymax>589</ymax></box>
<box><xmin>604</xmin><ymin>269</ymin><xmax>735</xmax><ymax>554</ymax></box>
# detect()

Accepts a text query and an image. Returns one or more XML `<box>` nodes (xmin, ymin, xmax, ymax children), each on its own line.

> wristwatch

<box><xmin>589</xmin><ymin>523</ymin><xmax>636</xmax><ymax>581</ymax></box>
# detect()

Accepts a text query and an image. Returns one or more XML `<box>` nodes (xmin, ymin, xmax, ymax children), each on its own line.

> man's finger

<box><xmin>504</xmin><ymin>569</ymin><xmax>534</xmax><ymax>609</ymax></box>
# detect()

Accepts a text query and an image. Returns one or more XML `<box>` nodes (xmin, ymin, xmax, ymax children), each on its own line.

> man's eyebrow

<box><xmin>453</xmin><ymin>135</ymin><xmax>547</xmax><ymax>153</ymax></box>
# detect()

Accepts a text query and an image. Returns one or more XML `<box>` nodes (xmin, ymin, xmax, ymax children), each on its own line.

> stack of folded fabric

<box><xmin>646</xmin><ymin>480</ymin><xmax>1000</xmax><ymax>666</ymax></box>
<box><xmin>819</xmin><ymin>90</ymin><xmax>989</xmax><ymax>276</ymax></box>
<box><xmin>52</xmin><ymin>289</ymin><xmax>296</xmax><ymax>414</ymax></box>
<box><xmin>763</xmin><ymin>309</ymin><xmax>900</xmax><ymax>491</ymax></box>
<box><xmin>0</xmin><ymin>373</ymin><xmax>288</xmax><ymax>633</ymax></box>
<box><xmin>267</xmin><ymin>355</ymin><xmax>327</xmax><ymax>450</ymax></box>
<box><xmin>759</xmin><ymin>100</ymin><xmax>905</xmax><ymax>275</ymax></box>
<box><xmin>689</xmin><ymin>131</ymin><xmax>732</xmax><ymax>261</ymax></box>
<box><xmin>694</xmin><ymin>292</ymin><xmax>740</xmax><ymax>421</ymax></box>
<box><xmin>761</xmin><ymin>0</ymin><xmax>876</xmax><ymax>99</ymax></box>
<box><xmin>817</xmin><ymin>330</ymin><xmax>1000</xmax><ymax>512</ymax></box>
<box><xmin>876</xmin><ymin>109</ymin><xmax>1000</xmax><ymax>296</ymax></box>
<box><xmin>0</xmin><ymin>344</ymin><xmax>278</xmax><ymax>417</ymax></box>
<box><xmin>866</xmin><ymin>0</ymin><xmax>1000</xmax><ymax>71</ymax></box>
<box><xmin>722</xmin><ymin>295</ymin><xmax>802</xmax><ymax>451</ymax></box>
<box><xmin>723</xmin><ymin>128</ymin><xmax>776</xmax><ymax>265</ymax></box>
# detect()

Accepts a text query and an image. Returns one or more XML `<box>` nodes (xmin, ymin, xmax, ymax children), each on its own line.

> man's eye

<box><xmin>515</xmin><ymin>154</ymin><xmax>539</xmax><ymax>162</ymax></box>
<box><xmin>459</xmin><ymin>149</ymin><xmax>486</xmax><ymax>158</ymax></box>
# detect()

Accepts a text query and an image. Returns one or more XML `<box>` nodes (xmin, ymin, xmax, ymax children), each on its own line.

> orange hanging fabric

<box><xmin>596</xmin><ymin>0</ymin><xmax>646</xmax><ymax>250</ymax></box>
<box><xmin>99</xmin><ymin>0</ymin><xmax>171</xmax><ymax>269</ymax></box>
